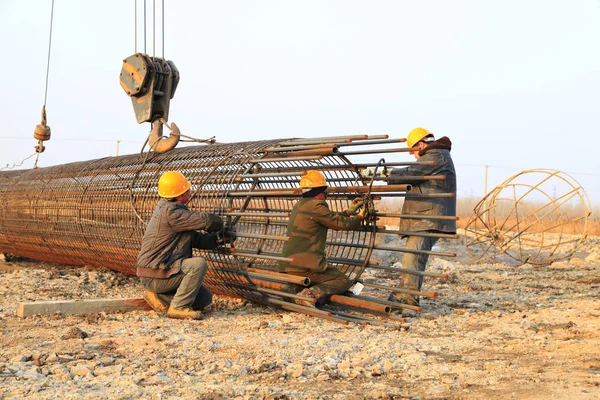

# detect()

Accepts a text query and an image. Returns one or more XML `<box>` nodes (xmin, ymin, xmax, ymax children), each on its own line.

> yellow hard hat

<box><xmin>300</xmin><ymin>170</ymin><xmax>327</xmax><ymax>189</ymax></box>
<box><xmin>158</xmin><ymin>171</ymin><xmax>191</xmax><ymax>198</ymax></box>
<box><xmin>407</xmin><ymin>127</ymin><xmax>433</xmax><ymax>148</ymax></box>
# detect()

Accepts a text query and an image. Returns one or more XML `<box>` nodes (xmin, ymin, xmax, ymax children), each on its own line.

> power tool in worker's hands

<box><xmin>216</xmin><ymin>228</ymin><xmax>237</xmax><ymax>248</ymax></box>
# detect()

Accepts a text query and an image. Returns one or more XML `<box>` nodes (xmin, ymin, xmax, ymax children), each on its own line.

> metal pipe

<box><xmin>338</xmin><ymin>147</ymin><xmax>413</xmax><ymax>156</ymax></box>
<box><xmin>246</xmin><ymin>268</ymin><xmax>310</xmax><ymax>286</ymax></box>
<box><xmin>359</xmin><ymin>281</ymin><xmax>439</xmax><ymax>298</ymax></box>
<box><xmin>372</xmin><ymin>229</ymin><xmax>459</xmax><ymax>239</ymax></box>
<box><xmin>235</xmin><ymin>232</ymin><xmax>290</xmax><ymax>242</ymax></box>
<box><xmin>377</xmin><ymin>213</ymin><xmax>459</xmax><ymax>221</ymax></box>
<box><xmin>329</xmin><ymin>295</ymin><xmax>391</xmax><ymax>313</ymax></box>
<box><xmin>265</xmin><ymin>144</ymin><xmax>337</xmax><ymax>153</ymax></box>
<box><xmin>249</xmin><ymin>155</ymin><xmax>323</xmax><ymax>163</ymax></box>
<box><xmin>345</xmin><ymin>293</ymin><xmax>422</xmax><ymax>312</ymax></box>
<box><xmin>327</xmin><ymin>241</ymin><xmax>457</xmax><ymax>257</ymax></box>
<box><xmin>336</xmin><ymin>138</ymin><xmax>406</xmax><ymax>147</ymax></box>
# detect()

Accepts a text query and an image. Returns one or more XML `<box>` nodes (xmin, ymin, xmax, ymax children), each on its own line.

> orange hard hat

<box><xmin>407</xmin><ymin>127</ymin><xmax>434</xmax><ymax>148</ymax></box>
<box><xmin>300</xmin><ymin>170</ymin><xmax>327</xmax><ymax>189</ymax></box>
<box><xmin>158</xmin><ymin>171</ymin><xmax>191</xmax><ymax>198</ymax></box>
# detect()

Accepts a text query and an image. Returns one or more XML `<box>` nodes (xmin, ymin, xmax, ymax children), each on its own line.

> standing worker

<box><xmin>364</xmin><ymin>127</ymin><xmax>456</xmax><ymax>307</ymax></box>
<box><xmin>137</xmin><ymin>171</ymin><xmax>225</xmax><ymax>320</ymax></box>
<box><xmin>279</xmin><ymin>170</ymin><xmax>367</xmax><ymax>307</ymax></box>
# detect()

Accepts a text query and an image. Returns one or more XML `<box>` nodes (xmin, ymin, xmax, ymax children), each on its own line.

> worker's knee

<box><xmin>181</xmin><ymin>257</ymin><xmax>208</xmax><ymax>276</ymax></box>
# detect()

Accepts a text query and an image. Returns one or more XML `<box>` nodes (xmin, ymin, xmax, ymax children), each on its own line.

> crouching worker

<box><xmin>279</xmin><ymin>170</ymin><xmax>366</xmax><ymax>307</ymax></box>
<box><xmin>137</xmin><ymin>171</ymin><xmax>224</xmax><ymax>320</ymax></box>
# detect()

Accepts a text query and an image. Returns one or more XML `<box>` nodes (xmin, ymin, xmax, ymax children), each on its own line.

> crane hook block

<box><xmin>119</xmin><ymin>53</ymin><xmax>180</xmax><ymax>124</ymax></box>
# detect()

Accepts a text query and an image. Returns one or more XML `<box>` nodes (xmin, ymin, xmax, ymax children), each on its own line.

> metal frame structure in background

<box><xmin>464</xmin><ymin>169</ymin><xmax>591</xmax><ymax>266</ymax></box>
<box><xmin>0</xmin><ymin>135</ymin><xmax>457</xmax><ymax>326</ymax></box>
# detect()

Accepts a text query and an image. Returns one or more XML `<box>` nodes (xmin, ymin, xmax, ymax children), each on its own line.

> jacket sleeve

<box><xmin>311</xmin><ymin>202</ymin><xmax>361</xmax><ymax>231</ymax></box>
<box><xmin>388</xmin><ymin>152</ymin><xmax>438</xmax><ymax>182</ymax></box>
<box><xmin>168</xmin><ymin>206</ymin><xmax>224</xmax><ymax>233</ymax></box>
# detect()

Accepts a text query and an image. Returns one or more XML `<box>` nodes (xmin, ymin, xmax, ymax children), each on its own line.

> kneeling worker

<box><xmin>137</xmin><ymin>171</ymin><xmax>225</xmax><ymax>320</ymax></box>
<box><xmin>279</xmin><ymin>170</ymin><xmax>366</xmax><ymax>307</ymax></box>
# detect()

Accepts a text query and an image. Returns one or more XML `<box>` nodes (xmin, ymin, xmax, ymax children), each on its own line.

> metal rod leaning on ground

<box><xmin>365</xmin><ymin>265</ymin><xmax>449</xmax><ymax>279</ymax></box>
<box><xmin>359</xmin><ymin>281</ymin><xmax>439</xmax><ymax>298</ymax></box>
<box><xmin>329</xmin><ymin>295</ymin><xmax>391</xmax><ymax>314</ymax></box>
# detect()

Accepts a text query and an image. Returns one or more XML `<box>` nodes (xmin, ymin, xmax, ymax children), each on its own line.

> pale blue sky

<box><xmin>1</xmin><ymin>1</ymin><xmax>599</xmax><ymax>207</ymax></box>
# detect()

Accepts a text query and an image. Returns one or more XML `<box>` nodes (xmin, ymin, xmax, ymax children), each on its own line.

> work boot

<box><xmin>166</xmin><ymin>306</ymin><xmax>203</xmax><ymax>320</ymax></box>
<box><xmin>144</xmin><ymin>291</ymin><xmax>169</xmax><ymax>313</ymax></box>
<box><xmin>294</xmin><ymin>288</ymin><xmax>317</xmax><ymax>307</ymax></box>
<box><xmin>387</xmin><ymin>292</ymin><xmax>419</xmax><ymax>307</ymax></box>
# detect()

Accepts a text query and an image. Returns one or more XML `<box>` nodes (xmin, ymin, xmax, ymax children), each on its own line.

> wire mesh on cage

<box><xmin>464</xmin><ymin>169</ymin><xmax>591</xmax><ymax>266</ymax></box>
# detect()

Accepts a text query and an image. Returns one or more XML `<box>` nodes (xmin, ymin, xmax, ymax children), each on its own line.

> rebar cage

<box><xmin>0</xmin><ymin>136</ymin><xmax>457</xmax><ymax>324</ymax></box>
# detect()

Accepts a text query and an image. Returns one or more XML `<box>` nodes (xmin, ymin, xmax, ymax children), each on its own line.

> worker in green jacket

<box><xmin>279</xmin><ymin>170</ymin><xmax>366</xmax><ymax>307</ymax></box>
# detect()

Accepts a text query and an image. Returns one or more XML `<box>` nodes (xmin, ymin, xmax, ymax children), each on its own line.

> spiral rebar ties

<box><xmin>0</xmin><ymin>135</ymin><xmax>457</xmax><ymax>326</ymax></box>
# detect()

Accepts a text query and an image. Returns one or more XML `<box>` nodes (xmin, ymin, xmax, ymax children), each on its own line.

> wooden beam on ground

<box><xmin>17</xmin><ymin>297</ymin><xmax>152</xmax><ymax>318</ymax></box>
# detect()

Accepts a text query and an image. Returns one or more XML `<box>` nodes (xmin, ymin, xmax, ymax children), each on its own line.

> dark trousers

<box><xmin>286</xmin><ymin>267</ymin><xmax>352</xmax><ymax>302</ymax></box>
<box><xmin>140</xmin><ymin>257</ymin><xmax>212</xmax><ymax>310</ymax></box>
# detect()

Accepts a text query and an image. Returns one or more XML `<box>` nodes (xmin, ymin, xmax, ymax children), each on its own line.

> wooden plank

<box><xmin>17</xmin><ymin>297</ymin><xmax>152</xmax><ymax>318</ymax></box>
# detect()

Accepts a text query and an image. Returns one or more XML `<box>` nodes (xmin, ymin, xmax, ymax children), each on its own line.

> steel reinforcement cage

<box><xmin>0</xmin><ymin>136</ymin><xmax>457</xmax><ymax>324</ymax></box>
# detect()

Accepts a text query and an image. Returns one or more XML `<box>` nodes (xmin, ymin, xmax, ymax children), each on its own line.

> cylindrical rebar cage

<box><xmin>0</xmin><ymin>139</ymin><xmax>408</xmax><ymax>302</ymax></box>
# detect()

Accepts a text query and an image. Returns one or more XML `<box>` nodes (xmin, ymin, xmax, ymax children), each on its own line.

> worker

<box><xmin>363</xmin><ymin>127</ymin><xmax>456</xmax><ymax>307</ymax></box>
<box><xmin>279</xmin><ymin>170</ymin><xmax>367</xmax><ymax>307</ymax></box>
<box><xmin>136</xmin><ymin>171</ymin><xmax>225</xmax><ymax>320</ymax></box>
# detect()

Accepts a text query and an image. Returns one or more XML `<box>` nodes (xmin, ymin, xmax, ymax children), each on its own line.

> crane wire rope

<box><xmin>134</xmin><ymin>0</ymin><xmax>137</xmax><ymax>52</ymax></box>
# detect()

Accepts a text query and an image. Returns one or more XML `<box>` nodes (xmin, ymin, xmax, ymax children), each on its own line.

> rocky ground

<box><xmin>1</xmin><ymin>233</ymin><xmax>599</xmax><ymax>399</ymax></box>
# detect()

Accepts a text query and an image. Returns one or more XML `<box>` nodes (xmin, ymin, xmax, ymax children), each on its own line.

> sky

<box><xmin>1</xmin><ymin>0</ymin><xmax>599</xmax><ymax>210</ymax></box>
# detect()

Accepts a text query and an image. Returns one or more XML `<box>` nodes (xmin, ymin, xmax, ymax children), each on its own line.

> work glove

<box><xmin>346</xmin><ymin>197</ymin><xmax>364</xmax><ymax>215</ymax></box>
<box><xmin>358</xmin><ymin>201</ymin><xmax>373</xmax><ymax>221</ymax></box>
<box><xmin>360</xmin><ymin>167</ymin><xmax>388</xmax><ymax>179</ymax></box>
<box><xmin>204</xmin><ymin>213</ymin><xmax>224</xmax><ymax>232</ymax></box>
<box><xmin>216</xmin><ymin>228</ymin><xmax>237</xmax><ymax>246</ymax></box>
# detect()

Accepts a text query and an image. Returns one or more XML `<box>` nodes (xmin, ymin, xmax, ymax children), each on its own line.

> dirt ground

<box><xmin>1</xmin><ymin>233</ymin><xmax>599</xmax><ymax>399</ymax></box>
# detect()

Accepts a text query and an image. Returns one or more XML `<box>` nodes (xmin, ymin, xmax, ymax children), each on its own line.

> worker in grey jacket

<box><xmin>364</xmin><ymin>127</ymin><xmax>456</xmax><ymax>307</ymax></box>
<box><xmin>137</xmin><ymin>171</ymin><xmax>224</xmax><ymax>320</ymax></box>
